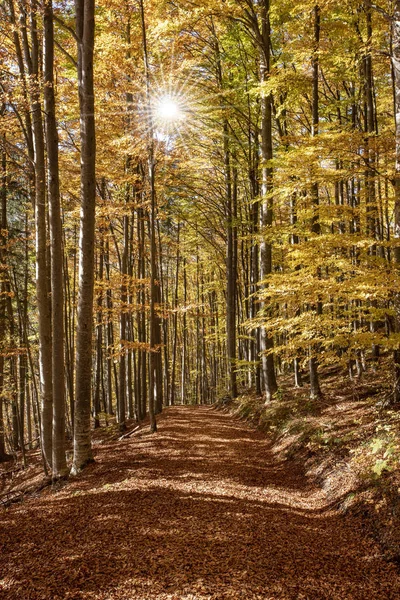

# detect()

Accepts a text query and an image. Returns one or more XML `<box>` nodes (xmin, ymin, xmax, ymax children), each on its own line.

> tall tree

<box><xmin>72</xmin><ymin>0</ymin><xmax>97</xmax><ymax>473</ymax></box>
<box><xmin>24</xmin><ymin>0</ymin><xmax>54</xmax><ymax>469</ymax></box>
<box><xmin>392</xmin><ymin>0</ymin><xmax>400</xmax><ymax>402</ymax></box>
<box><xmin>140</xmin><ymin>0</ymin><xmax>158</xmax><ymax>432</ymax></box>
<box><xmin>44</xmin><ymin>0</ymin><xmax>68</xmax><ymax>479</ymax></box>
<box><xmin>258</xmin><ymin>0</ymin><xmax>278</xmax><ymax>402</ymax></box>
<box><xmin>309</xmin><ymin>4</ymin><xmax>322</xmax><ymax>400</ymax></box>
<box><xmin>0</xmin><ymin>131</ymin><xmax>9</xmax><ymax>462</ymax></box>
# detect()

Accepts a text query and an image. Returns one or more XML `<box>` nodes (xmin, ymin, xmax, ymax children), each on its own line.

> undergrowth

<box><xmin>218</xmin><ymin>366</ymin><xmax>400</xmax><ymax>564</ymax></box>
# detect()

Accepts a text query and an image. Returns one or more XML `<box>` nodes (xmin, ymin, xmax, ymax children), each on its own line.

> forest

<box><xmin>2</xmin><ymin>0</ymin><xmax>400</xmax><ymax>598</ymax></box>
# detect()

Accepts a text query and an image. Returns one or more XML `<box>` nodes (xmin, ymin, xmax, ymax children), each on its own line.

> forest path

<box><xmin>1</xmin><ymin>406</ymin><xmax>400</xmax><ymax>600</ymax></box>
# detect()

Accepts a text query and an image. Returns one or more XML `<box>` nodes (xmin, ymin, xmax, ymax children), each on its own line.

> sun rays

<box><xmin>90</xmin><ymin>35</ymin><xmax>241</xmax><ymax>167</ymax></box>
<box><xmin>154</xmin><ymin>96</ymin><xmax>182</xmax><ymax>122</ymax></box>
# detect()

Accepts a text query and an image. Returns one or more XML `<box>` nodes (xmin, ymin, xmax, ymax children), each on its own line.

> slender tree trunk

<box><xmin>148</xmin><ymin>161</ymin><xmax>158</xmax><ymax>430</ymax></box>
<box><xmin>18</xmin><ymin>216</ymin><xmax>30</xmax><ymax>454</ymax></box>
<box><xmin>140</xmin><ymin>0</ymin><xmax>157</xmax><ymax>431</ymax></box>
<box><xmin>159</xmin><ymin>223</ymin><xmax>170</xmax><ymax>409</ymax></box>
<box><xmin>127</xmin><ymin>199</ymin><xmax>135</xmax><ymax>420</ymax></box>
<box><xmin>26</xmin><ymin>380</ymin><xmax>32</xmax><ymax>450</ymax></box>
<box><xmin>364</xmin><ymin>1</ymin><xmax>380</xmax><ymax>363</ymax></box>
<box><xmin>170</xmin><ymin>224</ymin><xmax>180</xmax><ymax>405</ymax></box>
<box><xmin>309</xmin><ymin>4</ymin><xmax>322</xmax><ymax>400</ymax></box>
<box><xmin>44</xmin><ymin>0</ymin><xmax>68</xmax><ymax>479</ymax></box>
<box><xmin>196</xmin><ymin>249</ymin><xmax>200</xmax><ymax>404</ymax></box>
<box><xmin>137</xmin><ymin>204</ymin><xmax>146</xmax><ymax>420</ymax></box>
<box><xmin>118</xmin><ymin>205</ymin><xmax>129</xmax><ymax>432</ymax></box>
<box><xmin>224</xmin><ymin>140</ymin><xmax>238</xmax><ymax>400</ymax></box>
<box><xmin>259</xmin><ymin>0</ymin><xmax>277</xmax><ymax>403</ymax></box>
<box><xmin>0</xmin><ymin>135</ymin><xmax>9</xmax><ymax>461</ymax></box>
<box><xmin>0</xmin><ymin>352</ymin><xmax>7</xmax><ymax>460</ymax></box>
<box><xmin>290</xmin><ymin>194</ymin><xmax>303</xmax><ymax>387</ymax></box>
<box><xmin>72</xmin><ymin>0</ymin><xmax>96</xmax><ymax>473</ymax></box>
<box><xmin>226</xmin><ymin>161</ymin><xmax>238</xmax><ymax>399</ymax></box>
<box><xmin>392</xmin><ymin>1</ymin><xmax>400</xmax><ymax>401</ymax></box>
<box><xmin>7</xmin><ymin>279</ymin><xmax>20</xmax><ymax>455</ymax></box>
<box><xmin>14</xmin><ymin>266</ymin><xmax>27</xmax><ymax>464</ymax></box>
<box><xmin>94</xmin><ymin>235</ymin><xmax>104</xmax><ymax>428</ymax></box>
<box><xmin>250</xmin><ymin>157</ymin><xmax>261</xmax><ymax>395</ymax></box>
<box><xmin>104</xmin><ymin>237</ymin><xmax>115</xmax><ymax>415</ymax></box>
<box><xmin>23</xmin><ymin>0</ymin><xmax>54</xmax><ymax>470</ymax></box>
<box><xmin>201</xmin><ymin>274</ymin><xmax>208</xmax><ymax>402</ymax></box>
<box><xmin>154</xmin><ymin>259</ymin><xmax>163</xmax><ymax>414</ymax></box>
<box><xmin>64</xmin><ymin>224</ymin><xmax>76</xmax><ymax>429</ymax></box>
<box><xmin>213</xmin><ymin>25</ymin><xmax>238</xmax><ymax>400</ymax></box>
<box><xmin>181</xmin><ymin>258</ymin><xmax>188</xmax><ymax>403</ymax></box>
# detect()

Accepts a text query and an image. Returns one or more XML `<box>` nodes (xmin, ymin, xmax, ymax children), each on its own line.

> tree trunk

<box><xmin>309</xmin><ymin>4</ymin><xmax>322</xmax><ymax>401</ymax></box>
<box><xmin>0</xmin><ymin>135</ymin><xmax>10</xmax><ymax>462</ymax></box>
<box><xmin>118</xmin><ymin>205</ymin><xmax>129</xmax><ymax>432</ymax></box>
<box><xmin>226</xmin><ymin>161</ymin><xmax>238</xmax><ymax>399</ymax></box>
<box><xmin>170</xmin><ymin>224</ymin><xmax>180</xmax><ymax>406</ymax></box>
<box><xmin>140</xmin><ymin>0</ymin><xmax>157</xmax><ymax>432</ymax></box>
<box><xmin>213</xmin><ymin>24</ymin><xmax>238</xmax><ymax>400</ymax></box>
<box><xmin>94</xmin><ymin>235</ymin><xmax>104</xmax><ymax>428</ymax></box>
<box><xmin>23</xmin><ymin>0</ymin><xmax>54</xmax><ymax>470</ymax></box>
<box><xmin>72</xmin><ymin>0</ymin><xmax>96</xmax><ymax>473</ymax></box>
<box><xmin>392</xmin><ymin>1</ymin><xmax>400</xmax><ymax>402</ymax></box>
<box><xmin>259</xmin><ymin>0</ymin><xmax>278</xmax><ymax>403</ymax></box>
<box><xmin>181</xmin><ymin>258</ymin><xmax>188</xmax><ymax>403</ymax></box>
<box><xmin>44</xmin><ymin>0</ymin><xmax>68</xmax><ymax>479</ymax></box>
<box><xmin>137</xmin><ymin>204</ymin><xmax>147</xmax><ymax>420</ymax></box>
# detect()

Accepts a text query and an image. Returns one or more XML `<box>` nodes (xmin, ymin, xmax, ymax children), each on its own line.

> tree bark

<box><xmin>392</xmin><ymin>1</ymin><xmax>400</xmax><ymax>401</ymax></box>
<box><xmin>140</xmin><ymin>0</ymin><xmax>157</xmax><ymax>432</ymax></box>
<box><xmin>26</xmin><ymin>0</ymin><xmax>54</xmax><ymax>469</ymax></box>
<box><xmin>118</xmin><ymin>204</ymin><xmax>129</xmax><ymax>432</ymax></box>
<box><xmin>72</xmin><ymin>0</ymin><xmax>96</xmax><ymax>473</ymax></box>
<box><xmin>0</xmin><ymin>135</ymin><xmax>10</xmax><ymax>462</ymax></box>
<box><xmin>94</xmin><ymin>235</ymin><xmax>104</xmax><ymax>428</ymax></box>
<box><xmin>309</xmin><ymin>4</ymin><xmax>322</xmax><ymax>401</ymax></box>
<box><xmin>44</xmin><ymin>0</ymin><xmax>68</xmax><ymax>479</ymax></box>
<box><xmin>137</xmin><ymin>203</ymin><xmax>147</xmax><ymax>420</ymax></box>
<box><xmin>259</xmin><ymin>0</ymin><xmax>278</xmax><ymax>403</ymax></box>
<box><xmin>170</xmin><ymin>224</ymin><xmax>180</xmax><ymax>406</ymax></box>
<box><xmin>226</xmin><ymin>163</ymin><xmax>238</xmax><ymax>399</ymax></box>
<box><xmin>213</xmin><ymin>25</ymin><xmax>238</xmax><ymax>400</ymax></box>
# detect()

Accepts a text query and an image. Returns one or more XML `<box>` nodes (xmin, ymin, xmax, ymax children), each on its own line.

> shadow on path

<box><xmin>1</xmin><ymin>406</ymin><xmax>399</xmax><ymax>599</ymax></box>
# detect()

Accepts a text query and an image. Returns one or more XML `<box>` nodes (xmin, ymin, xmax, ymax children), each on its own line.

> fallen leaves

<box><xmin>1</xmin><ymin>406</ymin><xmax>400</xmax><ymax>599</ymax></box>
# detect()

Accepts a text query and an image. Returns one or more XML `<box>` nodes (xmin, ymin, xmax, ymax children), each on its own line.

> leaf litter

<box><xmin>1</xmin><ymin>406</ymin><xmax>400</xmax><ymax>599</ymax></box>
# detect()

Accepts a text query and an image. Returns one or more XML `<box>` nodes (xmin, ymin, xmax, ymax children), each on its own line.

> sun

<box><xmin>156</xmin><ymin>97</ymin><xmax>180</xmax><ymax>121</ymax></box>
<box><xmin>153</xmin><ymin>94</ymin><xmax>188</xmax><ymax>132</ymax></box>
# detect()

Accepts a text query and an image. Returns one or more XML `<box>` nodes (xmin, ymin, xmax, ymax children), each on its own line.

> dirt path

<box><xmin>1</xmin><ymin>406</ymin><xmax>399</xmax><ymax>599</ymax></box>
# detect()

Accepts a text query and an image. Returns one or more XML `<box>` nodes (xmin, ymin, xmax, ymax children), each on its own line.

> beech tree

<box><xmin>44</xmin><ymin>0</ymin><xmax>68</xmax><ymax>479</ymax></box>
<box><xmin>392</xmin><ymin>0</ymin><xmax>400</xmax><ymax>402</ymax></box>
<box><xmin>72</xmin><ymin>0</ymin><xmax>96</xmax><ymax>473</ymax></box>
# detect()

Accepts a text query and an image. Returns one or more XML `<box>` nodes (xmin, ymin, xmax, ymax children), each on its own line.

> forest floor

<box><xmin>226</xmin><ymin>362</ymin><xmax>400</xmax><ymax>566</ymax></box>
<box><xmin>1</xmin><ymin>405</ymin><xmax>400</xmax><ymax>599</ymax></box>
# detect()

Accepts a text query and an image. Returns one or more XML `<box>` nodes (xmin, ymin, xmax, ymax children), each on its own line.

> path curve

<box><xmin>1</xmin><ymin>406</ymin><xmax>399</xmax><ymax>599</ymax></box>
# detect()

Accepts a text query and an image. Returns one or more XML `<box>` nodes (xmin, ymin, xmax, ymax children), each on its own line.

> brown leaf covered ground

<box><xmin>1</xmin><ymin>406</ymin><xmax>400</xmax><ymax>600</ymax></box>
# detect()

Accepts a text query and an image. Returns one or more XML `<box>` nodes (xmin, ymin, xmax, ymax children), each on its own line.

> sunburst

<box><xmin>154</xmin><ymin>96</ymin><xmax>182</xmax><ymax>122</ymax></box>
